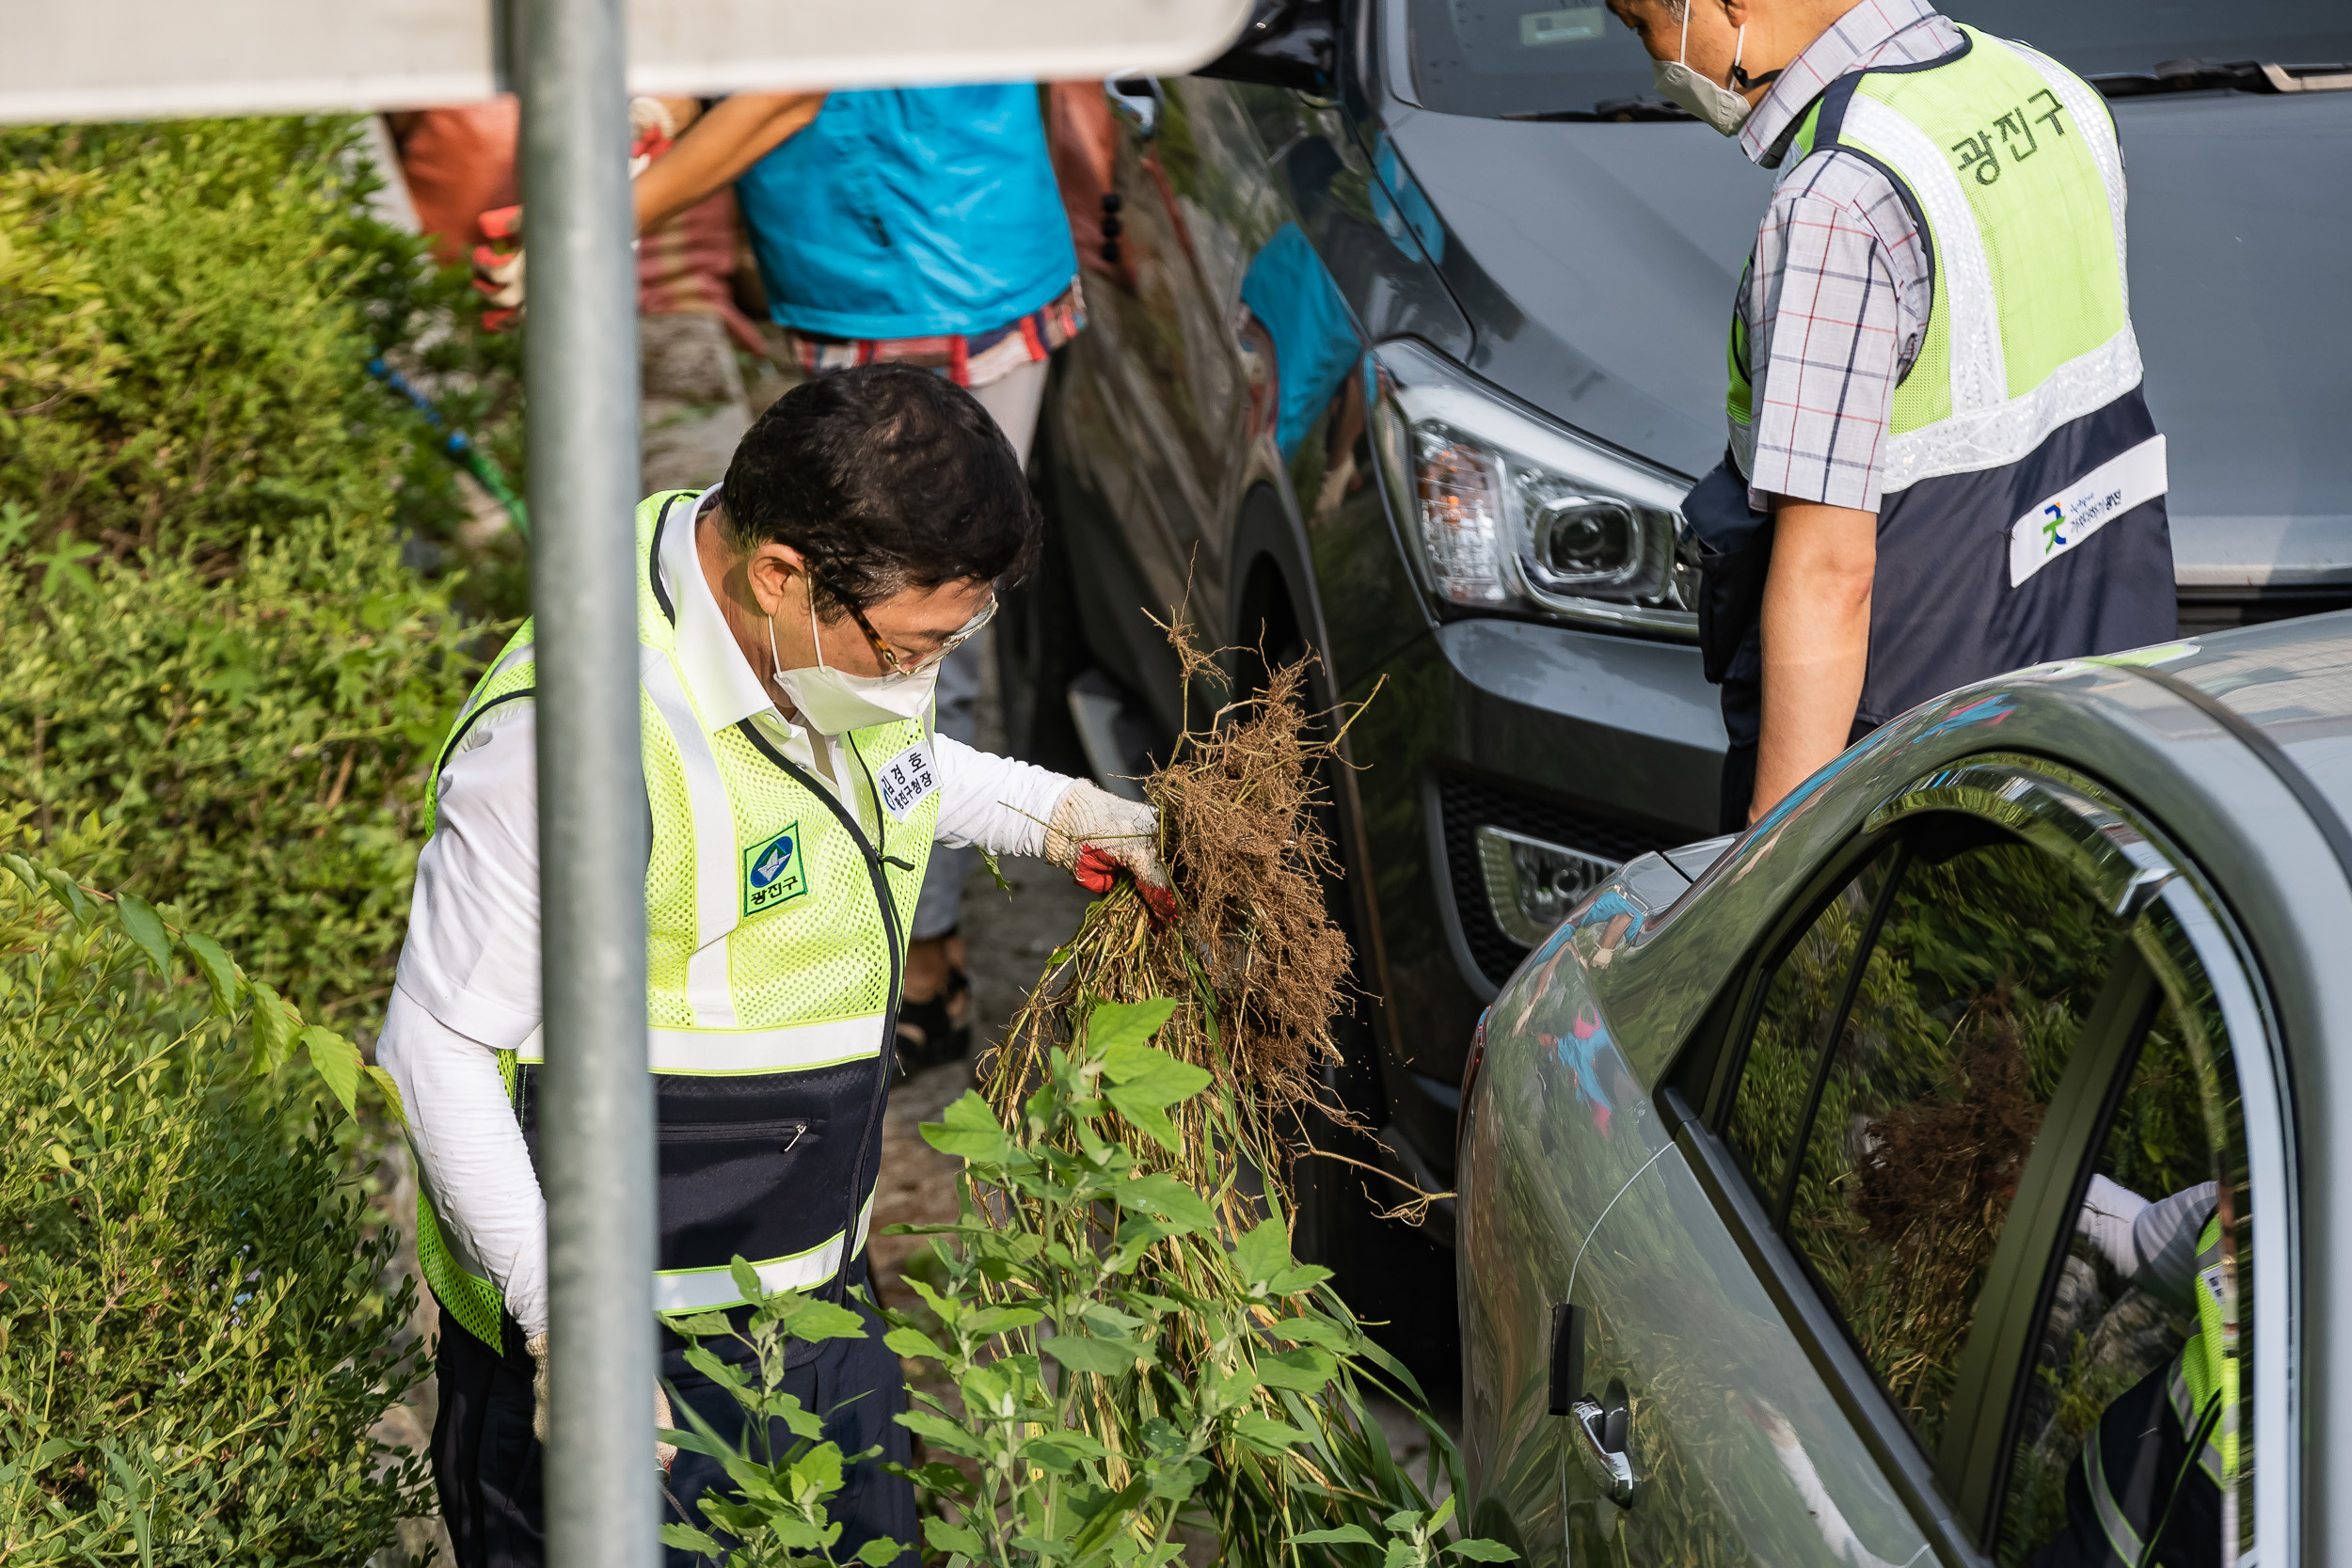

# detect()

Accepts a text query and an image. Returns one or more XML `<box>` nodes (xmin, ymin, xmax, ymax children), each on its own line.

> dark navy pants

<box><xmin>431</xmin><ymin>1294</ymin><xmax>916</xmax><ymax>1568</ymax></box>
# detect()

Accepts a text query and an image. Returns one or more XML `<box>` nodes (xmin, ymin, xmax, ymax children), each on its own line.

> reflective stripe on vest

<box><xmin>1725</xmin><ymin>27</ymin><xmax>2141</xmax><ymax>493</ymax></box>
<box><xmin>414</xmin><ymin>491</ymin><xmax>938</xmax><ymax>1348</ymax></box>
<box><xmin>1717</xmin><ymin>27</ymin><xmax>2174</xmax><ymax>730</ymax></box>
<box><xmin>653</xmin><ymin>1196</ymin><xmax>875</xmax><ymax>1314</ymax></box>
<box><xmin>511</xmin><ymin>1015</ymin><xmax>885</xmax><ymax>1075</ymax></box>
<box><xmin>2082</xmin><ymin>1415</ymin><xmax>2146</xmax><ymax>1567</ymax></box>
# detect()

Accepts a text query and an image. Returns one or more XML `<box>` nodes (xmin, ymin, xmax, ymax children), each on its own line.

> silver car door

<box><xmin>1478</xmin><ymin>841</ymin><xmax>1934</xmax><ymax>1568</ymax></box>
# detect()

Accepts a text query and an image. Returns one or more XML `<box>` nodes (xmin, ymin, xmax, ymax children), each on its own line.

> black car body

<box><xmin>1008</xmin><ymin>0</ymin><xmax>2352</xmax><ymax>1327</ymax></box>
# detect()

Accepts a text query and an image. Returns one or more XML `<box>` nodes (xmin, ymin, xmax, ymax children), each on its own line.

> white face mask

<box><xmin>767</xmin><ymin>592</ymin><xmax>939</xmax><ymax>736</ymax></box>
<box><xmin>1653</xmin><ymin>5</ymin><xmax>1769</xmax><ymax>137</ymax></box>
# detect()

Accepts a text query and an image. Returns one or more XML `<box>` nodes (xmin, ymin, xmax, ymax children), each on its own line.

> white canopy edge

<box><xmin>0</xmin><ymin>0</ymin><xmax>1252</xmax><ymax>124</ymax></box>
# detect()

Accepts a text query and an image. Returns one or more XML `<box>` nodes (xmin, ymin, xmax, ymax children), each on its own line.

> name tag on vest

<box><xmin>2010</xmin><ymin>436</ymin><xmax>2167</xmax><ymax>588</ymax></box>
<box><xmin>875</xmin><ymin>741</ymin><xmax>940</xmax><ymax>822</ymax></box>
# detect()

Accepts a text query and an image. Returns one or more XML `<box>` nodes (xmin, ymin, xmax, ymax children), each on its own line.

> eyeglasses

<box><xmin>830</xmin><ymin>580</ymin><xmax>998</xmax><ymax>677</ymax></box>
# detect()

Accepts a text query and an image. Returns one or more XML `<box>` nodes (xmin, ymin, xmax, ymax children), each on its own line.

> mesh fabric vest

<box><xmin>1726</xmin><ymin>28</ymin><xmax>2175</xmax><ymax>727</ymax></box>
<box><xmin>414</xmin><ymin>491</ymin><xmax>939</xmax><ymax>1351</ymax></box>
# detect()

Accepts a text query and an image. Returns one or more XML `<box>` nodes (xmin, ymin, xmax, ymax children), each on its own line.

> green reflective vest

<box><xmin>1729</xmin><ymin>24</ymin><xmax>2137</xmax><ymax>486</ymax></box>
<box><xmin>1721</xmin><ymin>26</ymin><xmax>2174</xmax><ymax>730</ymax></box>
<box><xmin>415</xmin><ymin>490</ymin><xmax>939</xmax><ymax>1350</ymax></box>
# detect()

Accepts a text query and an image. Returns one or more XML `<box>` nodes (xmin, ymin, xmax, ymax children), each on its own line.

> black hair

<box><xmin>719</xmin><ymin>362</ymin><xmax>1041</xmax><ymax>616</ymax></box>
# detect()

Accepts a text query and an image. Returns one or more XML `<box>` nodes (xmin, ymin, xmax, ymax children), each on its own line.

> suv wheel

<box><xmin>998</xmin><ymin>421</ymin><xmax>1091</xmax><ymax>775</ymax></box>
<box><xmin>1238</xmin><ymin>566</ymin><xmax>1460</xmax><ymax>1396</ymax></box>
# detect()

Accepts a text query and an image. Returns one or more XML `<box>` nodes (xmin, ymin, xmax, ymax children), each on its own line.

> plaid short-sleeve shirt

<box><xmin>1733</xmin><ymin>0</ymin><xmax>1964</xmax><ymax>514</ymax></box>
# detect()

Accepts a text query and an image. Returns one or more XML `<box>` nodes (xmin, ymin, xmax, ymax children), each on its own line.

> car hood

<box><xmin>1381</xmin><ymin>91</ymin><xmax>2352</xmax><ymax>585</ymax></box>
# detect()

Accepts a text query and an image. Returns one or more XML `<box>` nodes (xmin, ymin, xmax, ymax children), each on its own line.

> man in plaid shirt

<box><xmin>1609</xmin><ymin>0</ymin><xmax>2176</xmax><ymax>830</ymax></box>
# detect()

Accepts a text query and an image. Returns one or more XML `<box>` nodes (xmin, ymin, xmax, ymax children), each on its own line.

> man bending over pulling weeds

<box><xmin>381</xmin><ymin>363</ymin><xmax>1174</xmax><ymax>1568</ymax></box>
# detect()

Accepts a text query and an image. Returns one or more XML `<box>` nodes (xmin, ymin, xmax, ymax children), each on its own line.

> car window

<box><xmin>1997</xmin><ymin>911</ymin><xmax>2251</xmax><ymax>1567</ymax></box>
<box><xmin>1772</xmin><ymin>834</ymin><xmax>2126</xmax><ymax>1455</ymax></box>
<box><xmin>1400</xmin><ymin>0</ymin><xmax>2352</xmax><ymax>120</ymax></box>
<box><xmin>1725</xmin><ymin>846</ymin><xmax>1900</xmax><ymax>1210</ymax></box>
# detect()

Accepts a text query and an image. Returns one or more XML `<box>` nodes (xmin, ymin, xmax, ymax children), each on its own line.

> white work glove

<box><xmin>1044</xmin><ymin>780</ymin><xmax>1177</xmax><ymax>924</ymax></box>
<box><xmin>2075</xmin><ymin>1175</ymin><xmax>2152</xmax><ymax>1276</ymax></box>
<box><xmin>472</xmin><ymin>102</ymin><xmax>669</xmax><ymax>331</ymax></box>
<box><xmin>526</xmin><ymin>1332</ymin><xmax>678</xmax><ymax>1472</ymax></box>
<box><xmin>628</xmin><ymin>95</ymin><xmax>678</xmax><ymax>176</ymax></box>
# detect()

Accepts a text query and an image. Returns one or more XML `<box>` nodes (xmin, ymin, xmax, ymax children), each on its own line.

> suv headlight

<box><xmin>1369</xmin><ymin>338</ymin><xmax>1699</xmax><ymax>638</ymax></box>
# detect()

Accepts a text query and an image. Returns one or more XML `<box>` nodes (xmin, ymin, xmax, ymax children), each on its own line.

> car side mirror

<box><xmin>1192</xmin><ymin>0</ymin><xmax>1337</xmax><ymax>94</ymax></box>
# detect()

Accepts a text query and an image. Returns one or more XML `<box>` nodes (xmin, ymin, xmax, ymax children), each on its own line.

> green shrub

<box><xmin>0</xmin><ymin>835</ymin><xmax>424</xmax><ymax>1565</ymax></box>
<box><xmin>0</xmin><ymin>117</ymin><xmax>523</xmax><ymax>574</ymax></box>
<box><xmin>0</xmin><ymin>116</ymin><xmax>523</xmax><ymax>1023</ymax></box>
<box><xmin>1</xmin><ymin>507</ymin><xmax>476</xmax><ymax>1026</ymax></box>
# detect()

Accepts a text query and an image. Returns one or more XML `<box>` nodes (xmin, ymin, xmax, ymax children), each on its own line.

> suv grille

<box><xmin>2177</xmin><ymin>587</ymin><xmax>2352</xmax><ymax>634</ymax></box>
<box><xmin>1436</xmin><ymin>772</ymin><xmax>1681</xmax><ymax>988</ymax></box>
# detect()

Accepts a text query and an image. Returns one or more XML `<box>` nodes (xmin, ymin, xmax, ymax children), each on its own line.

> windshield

<box><xmin>1406</xmin><ymin>0</ymin><xmax>2352</xmax><ymax>119</ymax></box>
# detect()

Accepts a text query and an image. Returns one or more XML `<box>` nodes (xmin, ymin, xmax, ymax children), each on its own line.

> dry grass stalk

<box><xmin>980</xmin><ymin>616</ymin><xmax>1372</xmax><ymax>1207</ymax></box>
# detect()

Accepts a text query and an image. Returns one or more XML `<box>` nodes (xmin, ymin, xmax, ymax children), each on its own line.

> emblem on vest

<box><xmin>743</xmin><ymin>822</ymin><xmax>808</xmax><ymax>916</ymax></box>
<box><xmin>2008</xmin><ymin>435</ymin><xmax>2167</xmax><ymax>588</ymax></box>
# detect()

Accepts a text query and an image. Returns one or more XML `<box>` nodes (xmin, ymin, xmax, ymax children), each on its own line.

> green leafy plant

<box><xmin>662</xmin><ymin>999</ymin><xmax>1507</xmax><ymax>1568</ymax></box>
<box><xmin>659</xmin><ymin>1279</ymin><xmax>906</xmax><ymax>1568</ymax></box>
<box><xmin>0</xmin><ymin>836</ymin><xmax>424</xmax><ymax>1564</ymax></box>
<box><xmin>0</xmin><ymin>116</ymin><xmax>521</xmax><ymax>1026</ymax></box>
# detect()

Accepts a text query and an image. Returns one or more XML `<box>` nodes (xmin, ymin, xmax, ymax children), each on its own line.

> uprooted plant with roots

<box><xmin>987</xmin><ymin>618</ymin><xmax>1368</xmax><ymax>1194</ymax></box>
<box><xmin>660</xmin><ymin>625</ymin><xmax>1506</xmax><ymax>1568</ymax></box>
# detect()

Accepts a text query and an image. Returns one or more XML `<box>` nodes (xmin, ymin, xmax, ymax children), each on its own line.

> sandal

<box><xmin>894</xmin><ymin>966</ymin><xmax>972</xmax><ymax>1078</ymax></box>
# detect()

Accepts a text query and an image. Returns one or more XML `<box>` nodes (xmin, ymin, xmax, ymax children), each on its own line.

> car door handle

<box><xmin>1549</xmin><ymin>1305</ymin><xmax>1638</xmax><ymax>1507</ymax></box>
<box><xmin>1569</xmin><ymin>1386</ymin><xmax>1638</xmax><ymax>1509</ymax></box>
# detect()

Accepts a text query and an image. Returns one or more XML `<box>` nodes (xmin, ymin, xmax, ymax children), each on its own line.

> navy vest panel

<box><xmin>516</xmin><ymin>1061</ymin><xmax>887</xmax><ymax>1358</ymax></box>
<box><xmin>1858</xmin><ymin>387</ymin><xmax>2175</xmax><ymax>727</ymax></box>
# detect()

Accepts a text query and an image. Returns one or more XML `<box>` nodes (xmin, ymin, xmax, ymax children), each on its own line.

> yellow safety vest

<box><xmin>415</xmin><ymin>490</ymin><xmax>939</xmax><ymax>1349</ymax></box>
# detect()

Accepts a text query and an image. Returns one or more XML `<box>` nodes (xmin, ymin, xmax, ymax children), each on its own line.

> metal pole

<box><xmin>518</xmin><ymin>0</ymin><xmax>655</xmax><ymax>1562</ymax></box>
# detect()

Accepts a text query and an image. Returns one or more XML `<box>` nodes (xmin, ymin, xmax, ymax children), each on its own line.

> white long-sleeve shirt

<box><xmin>380</xmin><ymin>494</ymin><xmax>1076</xmax><ymax>1338</ymax></box>
<box><xmin>2078</xmin><ymin>1174</ymin><xmax>2219</xmax><ymax>1313</ymax></box>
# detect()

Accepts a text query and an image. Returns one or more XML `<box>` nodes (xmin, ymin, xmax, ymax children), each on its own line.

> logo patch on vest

<box><xmin>2010</xmin><ymin>435</ymin><xmax>2167</xmax><ymax>588</ymax></box>
<box><xmin>742</xmin><ymin>822</ymin><xmax>808</xmax><ymax>916</ymax></box>
<box><xmin>874</xmin><ymin>741</ymin><xmax>940</xmax><ymax>823</ymax></box>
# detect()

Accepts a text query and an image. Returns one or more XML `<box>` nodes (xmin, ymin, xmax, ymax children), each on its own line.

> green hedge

<box><xmin>0</xmin><ymin>116</ymin><xmax>523</xmax><ymax>1024</ymax></box>
<box><xmin>0</xmin><ymin>832</ymin><xmax>427</xmax><ymax>1564</ymax></box>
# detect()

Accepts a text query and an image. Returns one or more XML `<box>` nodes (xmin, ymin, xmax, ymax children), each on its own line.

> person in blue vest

<box><xmin>628</xmin><ymin>85</ymin><xmax>1085</xmax><ymax>1068</ymax></box>
<box><xmin>1602</xmin><ymin>0</ymin><xmax>2175</xmax><ymax>832</ymax></box>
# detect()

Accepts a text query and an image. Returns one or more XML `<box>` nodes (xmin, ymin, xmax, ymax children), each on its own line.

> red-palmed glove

<box><xmin>471</xmin><ymin>203</ymin><xmax>526</xmax><ymax>330</ymax></box>
<box><xmin>1046</xmin><ymin>780</ymin><xmax>1177</xmax><ymax>925</ymax></box>
<box><xmin>627</xmin><ymin>95</ymin><xmax>677</xmax><ymax>175</ymax></box>
<box><xmin>469</xmin><ymin>99</ymin><xmax>669</xmax><ymax>331</ymax></box>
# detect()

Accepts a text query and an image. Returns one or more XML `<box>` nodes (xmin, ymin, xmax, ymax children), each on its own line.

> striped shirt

<box><xmin>1732</xmin><ymin>0</ymin><xmax>1964</xmax><ymax>513</ymax></box>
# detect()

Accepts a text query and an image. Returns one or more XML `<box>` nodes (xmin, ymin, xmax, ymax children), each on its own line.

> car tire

<box><xmin>998</xmin><ymin>418</ymin><xmax>1093</xmax><ymax>776</ymax></box>
<box><xmin>1238</xmin><ymin>565</ymin><xmax>1462</xmax><ymax>1398</ymax></box>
